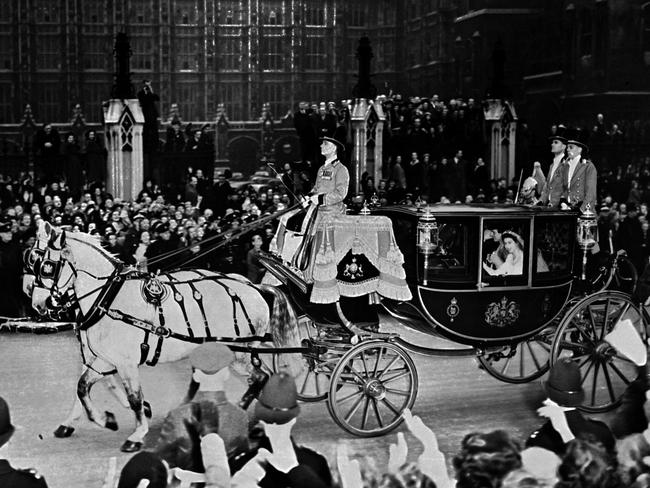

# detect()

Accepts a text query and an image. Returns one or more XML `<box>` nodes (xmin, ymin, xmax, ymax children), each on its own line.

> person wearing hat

<box><xmin>564</xmin><ymin>128</ymin><xmax>597</xmax><ymax>213</ymax></box>
<box><xmin>291</xmin><ymin>136</ymin><xmax>349</xmax><ymax>272</ymax></box>
<box><xmin>540</xmin><ymin>125</ymin><xmax>569</xmax><ymax>208</ymax></box>
<box><xmin>0</xmin><ymin>396</ymin><xmax>49</xmax><ymax>487</ymax></box>
<box><xmin>144</xmin><ymin>221</ymin><xmax>180</xmax><ymax>273</ymax></box>
<box><xmin>526</xmin><ymin>358</ymin><xmax>615</xmax><ymax>455</ymax></box>
<box><xmin>516</xmin><ymin>176</ymin><xmax>540</xmax><ymax>205</ymax></box>
<box><xmin>154</xmin><ymin>343</ymin><xmax>248</xmax><ymax>476</ymax></box>
<box><xmin>307</xmin><ymin>136</ymin><xmax>349</xmax><ymax>211</ymax></box>
<box><xmin>230</xmin><ymin>372</ymin><xmax>332</xmax><ymax>488</ymax></box>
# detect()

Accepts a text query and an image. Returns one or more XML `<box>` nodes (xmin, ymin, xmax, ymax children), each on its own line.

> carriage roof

<box><xmin>377</xmin><ymin>203</ymin><xmax>579</xmax><ymax>219</ymax></box>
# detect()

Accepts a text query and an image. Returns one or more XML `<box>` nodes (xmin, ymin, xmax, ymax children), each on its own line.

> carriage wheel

<box><xmin>550</xmin><ymin>290</ymin><xmax>646</xmax><ymax>413</ymax></box>
<box><xmin>327</xmin><ymin>340</ymin><xmax>418</xmax><ymax>437</ymax></box>
<box><xmin>273</xmin><ymin>317</ymin><xmax>335</xmax><ymax>402</ymax></box>
<box><xmin>477</xmin><ymin>327</ymin><xmax>554</xmax><ymax>384</ymax></box>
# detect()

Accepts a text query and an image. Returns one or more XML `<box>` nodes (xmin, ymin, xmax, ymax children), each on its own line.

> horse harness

<box><xmin>43</xmin><ymin>262</ymin><xmax>274</xmax><ymax>368</ymax></box>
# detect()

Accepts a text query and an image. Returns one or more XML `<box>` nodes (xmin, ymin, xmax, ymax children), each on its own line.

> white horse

<box><xmin>31</xmin><ymin>227</ymin><xmax>301</xmax><ymax>452</ymax></box>
<box><xmin>25</xmin><ymin>221</ymin><xmax>149</xmax><ymax>423</ymax></box>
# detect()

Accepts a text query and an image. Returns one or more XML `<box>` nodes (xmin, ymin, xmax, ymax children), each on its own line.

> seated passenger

<box><xmin>483</xmin><ymin>231</ymin><xmax>524</xmax><ymax>276</ymax></box>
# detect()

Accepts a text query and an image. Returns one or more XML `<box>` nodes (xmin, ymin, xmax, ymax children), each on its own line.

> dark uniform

<box><xmin>0</xmin><ymin>460</ymin><xmax>48</xmax><ymax>488</ymax></box>
<box><xmin>526</xmin><ymin>409</ymin><xmax>615</xmax><ymax>456</ymax></box>
<box><xmin>230</xmin><ymin>436</ymin><xmax>332</xmax><ymax>488</ymax></box>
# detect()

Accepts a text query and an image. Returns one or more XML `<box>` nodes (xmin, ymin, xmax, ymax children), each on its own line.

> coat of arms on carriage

<box><xmin>446</xmin><ymin>297</ymin><xmax>460</xmax><ymax>322</ymax></box>
<box><xmin>343</xmin><ymin>257</ymin><xmax>364</xmax><ymax>280</ymax></box>
<box><xmin>141</xmin><ymin>276</ymin><xmax>168</xmax><ymax>305</ymax></box>
<box><xmin>484</xmin><ymin>296</ymin><xmax>520</xmax><ymax>328</ymax></box>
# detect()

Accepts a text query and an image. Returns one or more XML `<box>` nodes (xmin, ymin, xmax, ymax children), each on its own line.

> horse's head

<box><xmin>32</xmin><ymin>229</ymin><xmax>77</xmax><ymax>316</ymax></box>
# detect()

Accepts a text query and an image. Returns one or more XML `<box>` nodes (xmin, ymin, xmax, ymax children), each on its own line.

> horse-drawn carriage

<box><xmin>23</xmin><ymin>202</ymin><xmax>647</xmax><ymax>451</ymax></box>
<box><xmin>259</xmin><ymin>203</ymin><xmax>645</xmax><ymax>435</ymax></box>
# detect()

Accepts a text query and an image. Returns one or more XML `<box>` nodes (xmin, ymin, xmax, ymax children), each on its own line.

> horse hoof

<box><xmin>120</xmin><ymin>440</ymin><xmax>143</xmax><ymax>453</ymax></box>
<box><xmin>105</xmin><ymin>411</ymin><xmax>119</xmax><ymax>431</ymax></box>
<box><xmin>53</xmin><ymin>425</ymin><xmax>75</xmax><ymax>438</ymax></box>
<box><xmin>143</xmin><ymin>401</ymin><xmax>152</xmax><ymax>419</ymax></box>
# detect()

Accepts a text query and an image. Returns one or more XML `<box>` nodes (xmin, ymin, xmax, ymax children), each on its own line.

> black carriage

<box><xmin>260</xmin><ymin>203</ymin><xmax>645</xmax><ymax>437</ymax></box>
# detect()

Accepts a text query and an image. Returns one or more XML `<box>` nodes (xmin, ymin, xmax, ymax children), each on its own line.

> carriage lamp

<box><xmin>577</xmin><ymin>206</ymin><xmax>597</xmax><ymax>250</ymax></box>
<box><xmin>577</xmin><ymin>205</ymin><xmax>597</xmax><ymax>280</ymax></box>
<box><xmin>417</xmin><ymin>207</ymin><xmax>438</xmax><ymax>285</ymax></box>
<box><xmin>417</xmin><ymin>206</ymin><xmax>438</xmax><ymax>254</ymax></box>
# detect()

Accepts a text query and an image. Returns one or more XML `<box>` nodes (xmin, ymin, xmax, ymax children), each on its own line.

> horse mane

<box><xmin>66</xmin><ymin>231</ymin><xmax>122</xmax><ymax>265</ymax></box>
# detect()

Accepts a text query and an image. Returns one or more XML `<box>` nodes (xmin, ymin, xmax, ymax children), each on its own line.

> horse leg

<box><xmin>104</xmin><ymin>374</ymin><xmax>152</xmax><ymax>419</ymax></box>
<box><xmin>116</xmin><ymin>364</ymin><xmax>148</xmax><ymax>453</ymax></box>
<box><xmin>77</xmin><ymin>361</ymin><xmax>120</xmax><ymax>433</ymax></box>
<box><xmin>54</xmin><ymin>366</ymin><xmax>92</xmax><ymax>438</ymax></box>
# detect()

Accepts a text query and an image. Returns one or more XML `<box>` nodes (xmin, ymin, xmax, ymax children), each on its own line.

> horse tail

<box><xmin>256</xmin><ymin>284</ymin><xmax>299</xmax><ymax>347</ymax></box>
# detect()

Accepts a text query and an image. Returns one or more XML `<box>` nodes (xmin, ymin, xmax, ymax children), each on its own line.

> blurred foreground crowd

<box><xmin>3</xmin><ymin>332</ymin><xmax>650</xmax><ymax>488</ymax></box>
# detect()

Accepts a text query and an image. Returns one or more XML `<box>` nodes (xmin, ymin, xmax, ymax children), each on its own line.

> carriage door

<box><xmin>479</xmin><ymin>218</ymin><xmax>531</xmax><ymax>289</ymax></box>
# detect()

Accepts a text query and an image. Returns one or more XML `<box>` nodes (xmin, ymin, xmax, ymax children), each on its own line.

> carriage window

<box><xmin>481</xmin><ymin>219</ymin><xmax>529</xmax><ymax>286</ymax></box>
<box><xmin>419</xmin><ymin>217</ymin><xmax>478</xmax><ymax>284</ymax></box>
<box><xmin>534</xmin><ymin>217</ymin><xmax>574</xmax><ymax>279</ymax></box>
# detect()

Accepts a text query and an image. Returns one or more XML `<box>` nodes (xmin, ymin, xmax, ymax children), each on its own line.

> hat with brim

<box><xmin>548</xmin><ymin>125</ymin><xmax>568</xmax><ymax>144</ymax></box>
<box><xmin>543</xmin><ymin>358</ymin><xmax>585</xmax><ymax>407</ymax></box>
<box><xmin>254</xmin><ymin>372</ymin><xmax>300</xmax><ymax>425</ymax></box>
<box><xmin>320</xmin><ymin>136</ymin><xmax>345</xmax><ymax>156</ymax></box>
<box><xmin>566</xmin><ymin>127</ymin><xmax>589</xmax><ymax>151</ymax></box>
<box><xmin>0</xmin><ymin>397</ymin><xmax>16</xmax><ymax>448</ymax></box>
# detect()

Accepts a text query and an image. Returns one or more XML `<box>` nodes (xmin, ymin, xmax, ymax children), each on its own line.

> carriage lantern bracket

<box><xmin>417</xmin><ymin>207</ymin><xmax>438</xmax><ymax>285</ymax></box>
<box><xmin>417</xmin><ymin>206</ymin><xmax>438</xmax><ymax>254</ymax></box>
<box><xmin>576</xmin><ymin>205</ymin><xmax>597</xmax><ymax>280</ymax></box>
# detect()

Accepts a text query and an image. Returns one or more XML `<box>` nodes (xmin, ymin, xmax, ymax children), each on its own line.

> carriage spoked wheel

<box><xmin>477</xmin><ymin>327</ymin><xmax>554</xmax><ymax>384</ymax></box>
<box><xmin>550</xmin><ymin>290</ymin><xmax>645</xmax><ymax>413</ymax></box>
<box><xmin>327</xmin><ymin>339</ymin><xmax>418</xmax><ymax>437</ymax></box>
<box><xmin>273</xmin><ymin>317</ymin><xmax>338</xmax><ymax>402</ymax></box>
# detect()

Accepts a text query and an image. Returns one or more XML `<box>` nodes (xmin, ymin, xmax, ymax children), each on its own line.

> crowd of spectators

<box><xmin>0</xmin><ymin>167</ymin><xmax>299</xmax><ymax>318</ymax></box>
<box><xmin>5</xmin><ymin>335</ymin><xmax>650</xmax><ymax>488</ymax></box>
<box><xmin>4</xmin><ymin>98</ymin><xmax>650</xmax><ymax>486</ymax></box>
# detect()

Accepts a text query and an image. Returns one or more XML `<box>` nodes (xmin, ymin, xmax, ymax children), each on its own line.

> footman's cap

<box><xmin>548</xmin><ymin>124</ymin><xmax>568</xmax><ymax>144</ymax></box>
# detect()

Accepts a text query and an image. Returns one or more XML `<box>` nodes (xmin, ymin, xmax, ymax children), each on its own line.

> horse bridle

<box><xmin>37</xmin><ymin>248</ymin><xmax>78</xmax><ymax>302</ymax></box>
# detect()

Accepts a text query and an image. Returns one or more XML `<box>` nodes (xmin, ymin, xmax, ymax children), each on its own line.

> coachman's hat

<box><xmin>543</xmin><ymin>358</ymin><xmax>585</xmax><ymax>407</ymax></box>
<box><xmin>189</xmin><ymin>343</ymin><xmax>235</xmax><ymax>374</ymax></box>
<box><xmin>548</xmin><ymin>124</ymin><xmax>568</xmax><ymax>144</ymax></box>
<box><xmin>320</xmin><ymin>136</ymin><xmax>345</xmax><ymax>156</ymax></box>
<box><xmin>254</xmin><ymin>372</ymin><xmax>300</xmax><ymax>425</ymax></box>
<box><xmin>0</xmin><ymin>396</ymin><xmax>16</xmax><ymax>447</ymax></box>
